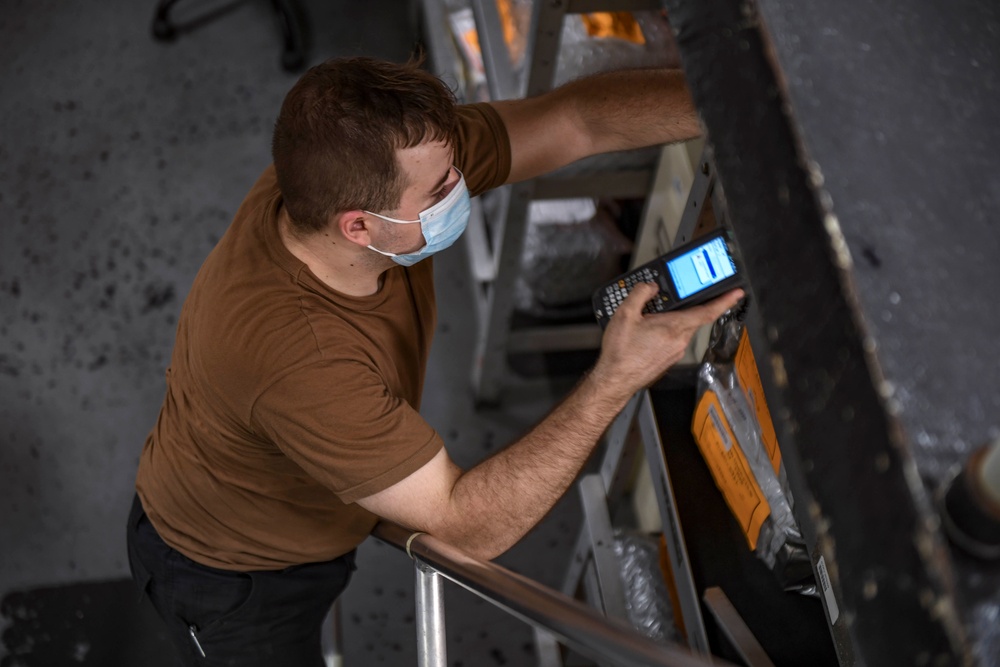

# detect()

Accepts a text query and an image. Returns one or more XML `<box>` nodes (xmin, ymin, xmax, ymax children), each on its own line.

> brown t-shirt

<box><xmin>136</xmin><ymin>103</ymin><xmax>511</xmax><ymax>570</ymax></box>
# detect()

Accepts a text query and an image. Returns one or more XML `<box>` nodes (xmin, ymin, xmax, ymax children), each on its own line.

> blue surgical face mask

<box><xmin>364</xmin><ymin>169</ymin><xmax>471</xmax><ymax>267</ymax></box>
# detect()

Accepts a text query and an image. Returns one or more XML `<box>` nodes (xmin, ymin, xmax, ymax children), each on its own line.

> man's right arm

<box><xmin>357</xmin><ymin>284</ymin><xmax>743</xmax><ymax>560</ymax></box>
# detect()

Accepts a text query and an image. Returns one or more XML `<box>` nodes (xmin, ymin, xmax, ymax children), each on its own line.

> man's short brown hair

<box><xmin>272</xmin><ymin>56</ymin><xmax>459</xmax><ymax>234</ymax></box>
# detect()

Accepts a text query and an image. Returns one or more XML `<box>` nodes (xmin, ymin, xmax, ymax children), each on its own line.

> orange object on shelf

<box><xmin>581</xmin><ymin>12</ymin><xmax>646</xmax><ymax>45</ymax></box>
<box><xmin>691</xmin><ymin>389</ymin><xmax>771</xmax><ymax>550</ymax></box>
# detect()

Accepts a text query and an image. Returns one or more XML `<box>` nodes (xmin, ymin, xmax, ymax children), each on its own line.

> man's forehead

<box><xmin>397</xmin><ymin>139</ymin><xmax>452</xmax><ymax>160</ymax></box>
<box><xmin>396</xmin><ymin>141</ymin><xmax>453</xmax><ymax>181</ymax></box>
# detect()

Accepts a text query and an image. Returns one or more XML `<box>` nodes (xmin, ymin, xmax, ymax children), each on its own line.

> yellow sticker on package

<box><xmin>692</xmin><ymin>390</ymin><xmax>771</xmax><ymax>549</ymax></box>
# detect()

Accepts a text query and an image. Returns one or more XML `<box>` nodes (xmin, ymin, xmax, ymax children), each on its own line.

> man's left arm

<box><xmin>488</xmin><ymin>68</ymin><xmax>700</xmax><ymax>184</ymax></box>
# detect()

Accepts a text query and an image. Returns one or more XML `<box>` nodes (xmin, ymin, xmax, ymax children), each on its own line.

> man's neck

<box><xmin>277</xmin><ymin>207</ymin><xmax>386</xmax><ymax>297</ymax></box>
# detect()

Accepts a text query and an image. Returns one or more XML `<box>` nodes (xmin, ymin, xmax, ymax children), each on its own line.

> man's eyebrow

<box><xmin>428</xmin><ymin>168</ymin><xmax>450</xmax><ymax>195</ymax></box>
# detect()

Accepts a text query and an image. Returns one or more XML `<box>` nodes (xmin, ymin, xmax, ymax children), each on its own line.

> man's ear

<box><xmin>336</xmin><ymin>210</ymin><xmax>373</xmax><ymax>248</ymax></box>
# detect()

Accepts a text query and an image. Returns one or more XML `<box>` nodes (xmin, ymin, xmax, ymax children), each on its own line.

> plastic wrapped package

<box><xmin>613</xmin><ymin>530</ymin><xmax>682</xmax><ymax>645</ymax></box>
<box><xmin>512</xmin><ymin>198</ymin><xmax>632</xmax><ymax>319</ymax></box>
<box><xmin>443</xmin><ymin>1</ymin><xmax>680</xmax><ymax>107</ymax></box>
<box><xmin>553</xmin><ymin>10</ymin><xmax>681</xmax><ymax>88</ymax></box>
<box><xmin>693</xmin><ymin>309</ymin><xmax>813</xmax><ymax>591</ymax></box>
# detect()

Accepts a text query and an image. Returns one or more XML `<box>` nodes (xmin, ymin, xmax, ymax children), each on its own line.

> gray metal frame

<box><xmin>373</xmin><ymin>522</ymin><xmax>734</xmax><ymax>667</ymax></box>
<box><xmin>635</xmin><ymin>390</ymin><xmax>712</xmax><ymax>657</ymax></box>
<box><xmin>416</xmin><ymin>562</ymin><xmax>448</xmax><ymax>667</ymax></box>
<box><xmin>702</xmin><ymin>588</ymin><xmax>775</xmax><ymax>667</ymax></box>
<box><xmin>577</xmin><ymin>474</ymin><xmax>629</xmax><ymax>620</ymax></box>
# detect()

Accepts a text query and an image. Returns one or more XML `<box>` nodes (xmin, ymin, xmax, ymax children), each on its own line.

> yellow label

<box><xmin>581</xmin><ymin>12</ymin><xmax>646</xmax><ymax>45</ymax></box>
<box><xmin>692</xmin><ymin>390</ymin><xmax>770</xmax><ymax>549</ymax></box>
<box><xmin>456</xmin><ymin>0</ymin><xmax>524</xmax><ymax>68</ymax></box>
<box><xmin>734</xmin><ymin>329</ymin><xmax>782</xmax><ymax>473</ymax></box>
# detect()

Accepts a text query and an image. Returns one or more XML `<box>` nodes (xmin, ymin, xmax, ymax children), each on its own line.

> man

<box><xmin>127</xmin><ymin>56</ymin><xmax>742</xmax><ymax>666</ymax></box>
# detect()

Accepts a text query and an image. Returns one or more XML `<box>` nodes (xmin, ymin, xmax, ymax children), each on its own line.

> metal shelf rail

<box><xmin>372</xmin><ymin>521</ymin><xmax>734</xmax><ymax>667</ymax></box>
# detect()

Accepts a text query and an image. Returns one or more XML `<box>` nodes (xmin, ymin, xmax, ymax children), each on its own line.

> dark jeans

<box><xmin>126</xmin><ymin>495</ymin><xmax>355</xmax><ymax>667</ymax></box>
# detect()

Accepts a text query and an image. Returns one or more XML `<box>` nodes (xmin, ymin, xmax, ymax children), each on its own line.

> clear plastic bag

<box><xmin>614</xmin><ymin>530</ymin><xmax>681</xmax><ymax>644</ymax></box>
<box><xmin>694</xmin><ymin>308</ymin><xmax>813</xmax><ymax>591</ymax></box>
<box><xmin>514</xmin><ymin>199</ymin><xmax>632</xmax><ymax>318</ymax></box>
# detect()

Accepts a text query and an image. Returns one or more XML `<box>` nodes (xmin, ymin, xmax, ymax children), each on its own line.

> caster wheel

<box><xmin>281</xmin><ymin>50</ymin><xmax>305</xmax><ymax>72</ymax></box>
<box><xmin>152</xmin><ymin>17</ymin><xmax>177</xmax><ymax>41</ymax></box>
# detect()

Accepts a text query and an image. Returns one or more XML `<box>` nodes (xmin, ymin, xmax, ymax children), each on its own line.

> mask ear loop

<box><xmin>367</xmin><ymin>244</ymin><xmax>398</xmax><ymax>258</ymax></box>
<box><xmin>363</xmin><ymin>168</ymin><xmax>467</xmax><ymax>225</ymax></box>
<box><xmin>364</xmin><ymin>211</ymin><xmax>422</xmax><ymax>258</ymax></box>
<box><xmin>364</xmin><ymin>211</ymin><xmax>421</xmax><ymax>224</ymax></box>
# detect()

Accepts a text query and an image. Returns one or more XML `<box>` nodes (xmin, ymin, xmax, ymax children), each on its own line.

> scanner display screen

<box><xmin>666</xmin><ymin>236</ymin><xmax>737</xmax><ymax>299</ymax></box>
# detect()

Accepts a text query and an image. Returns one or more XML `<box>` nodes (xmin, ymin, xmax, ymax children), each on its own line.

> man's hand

<box><xmin>591</xmin><ymin>282</ymin><xmax>745</xmax><ymax>395</ymax></box>
<box><xmin>357</xmin><ymin>282</ymin><xmax>741</xmax><ymax>561</ymax></box>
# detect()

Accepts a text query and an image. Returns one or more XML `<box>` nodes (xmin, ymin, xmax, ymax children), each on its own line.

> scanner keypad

<box><xmin>596</xmin><ymin>266</ymin><xmax>671</xmax><ymax>323</ymax></box>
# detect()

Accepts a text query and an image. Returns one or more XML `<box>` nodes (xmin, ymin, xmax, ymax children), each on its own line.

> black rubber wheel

<box><xmin>152</xmin><ymin>17</ymin><xmax>176</xmax><ymax>41</ymax></box>
<box><xmin>281</xmin><ymin>49</ymin><xmax>305</xmax><ymax>72</ymax></box>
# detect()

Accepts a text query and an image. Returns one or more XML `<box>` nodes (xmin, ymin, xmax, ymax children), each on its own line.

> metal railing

<box><xmin>372</xmin><ymin>521</ymin><xmax>727</xmax><ymax>667</ymax></box>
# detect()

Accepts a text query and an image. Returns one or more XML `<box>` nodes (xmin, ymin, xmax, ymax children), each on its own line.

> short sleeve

<box><xmin>454</xmin><ymin>103</ymin><xmax>512</xmax><ymax>197</ymax></box>
<box><xmin>251</xmin><ymin>360</ymin><xmax>445</xmax><ymax>504</ymax></box>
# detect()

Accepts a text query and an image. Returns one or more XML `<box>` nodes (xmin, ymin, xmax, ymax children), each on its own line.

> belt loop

<box><xmin>128</xmin><ymin>494</ymin><xmax>146</xmax><ymax>531</ymax></box>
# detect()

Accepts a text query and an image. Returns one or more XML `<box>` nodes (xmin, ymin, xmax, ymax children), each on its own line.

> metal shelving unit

<box><xmin>419</xmin><ymin>0</ymin><xmax>684</xmax><ymax>403</ymax></box>
<box><xmin>556</xmin><ymin>152</ymin><xmax>852</xmax><ymax>666</ymax></box>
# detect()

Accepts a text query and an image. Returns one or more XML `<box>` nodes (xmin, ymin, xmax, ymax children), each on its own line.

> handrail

<box><xmin>372</xmin><ymin>521</ymin><xmax>729</xmax><ymax>667</ymax></box>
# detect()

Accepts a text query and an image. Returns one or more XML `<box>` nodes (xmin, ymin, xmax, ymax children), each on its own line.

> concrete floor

<box><xmin>0</xmin><ymin>1</ymin><xmax>585</xmax><ymax>664</ymax></box>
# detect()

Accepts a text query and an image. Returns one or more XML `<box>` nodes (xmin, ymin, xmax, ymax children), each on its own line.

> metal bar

<box><xmin>415</xmin><ymin>561</ymin><xmax>447</xmax><ymax>667</ymax></box>
<box><xmin>702</xmin><ymin>588</ymin><xmax>775</xmax><ymax>667</ymax></box>
<box><xmin>534</xmin><ymin>627</ymin><xmax>564</xmax><ymax>667</ymax></box>
<box><xmin>417</xmin><ymin>0</ymin><xmax>457</xmax><ymax>83</ymax></box>
<box><xmin>471</xmin><ymin>181</ymin><xmax>535</xmax><ymax>403</ymax></box>
<box><xmin>579</xmin><ymin>474</ymin><xmax>629</xmax><ymax>619</ymax></box>
<box><xmin>523</xmin><ymin>0</ymin><xmax>568</xmax><ymax>97</ymax></box>
<box><xmin>672</xmin><ymin>149</ymin><xmax>713</xmax><ymax>248</ymax></box>
<box><xmin>374</xmin><ymin>522</ymin><xmax>731</xmax><ymax>667</ymax></box>
<box><xmin>463</xmin><ymin>197</ymin><xmax>494</xmax><ymax>283</ymax></box>
<box><xmin>636</xmin><ymin>390</ymin><xmax>712</xmax><ymax>657</ymax></box>
<box><xmin>581</xmin><ymin>563</ymin><xmax>604</xmax><ymax>618</ymax></box>
<box><xmin>322</xmin><ymin>598</ymin><xmax>343</xmax><ymax>667</ymax></box>
<box><xmin>669</xmin><ymin>148</ymin><xmax>717</xmax><ymax>365</ymax></box>
<box><xmin>561</xmin><ymin>528</ymin><xmax>591</xmax><ymax>598</ymax></box>
<box><xmin>560</xmin><ymin>395</ymin><xmax>641</xmax><ymax>653</ymax></box>
<box><xmin>506</xmin><ymin>323</ymin><xmax>602</xmax><ymax>353</ymax></box>
<box><xmin>599</xmin><ymin>391</ymin><xmax>642</xmax><ymax>498</ymax></box>
<box><xmin>534</xmin><ymin>169</ymin><xmax>655</xmax><ymax>199</ymax></box>
<box><xmin>470</xmin><ymin>0</ymin><xmax>517</xmax><ymax>101</ymax></box>
<box><xmin>631</xmin><ymin>142</ymin><xmax>702</xmax><ymax>268</ymax></box>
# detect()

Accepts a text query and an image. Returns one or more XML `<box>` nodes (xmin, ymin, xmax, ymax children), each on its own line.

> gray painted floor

<box><xmin>0</xmin><ymin>1</ymin><xmax>583</xmax><ymax>664</ymax></box>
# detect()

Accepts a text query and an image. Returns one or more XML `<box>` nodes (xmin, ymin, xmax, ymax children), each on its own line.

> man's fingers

<box><xmin>616</xmin><ymin>282</ymin><xmax>660</xmax><ymax>317</ymax></box>
<box><xmin>682</xmin><ymin>289</ymin><xmax>745</xmax><ymax>326</ymax></box>
<box><xmin>614</xmin><ymin>284</ymin><xmax>743</xmax><ymax>327</ymax></box>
